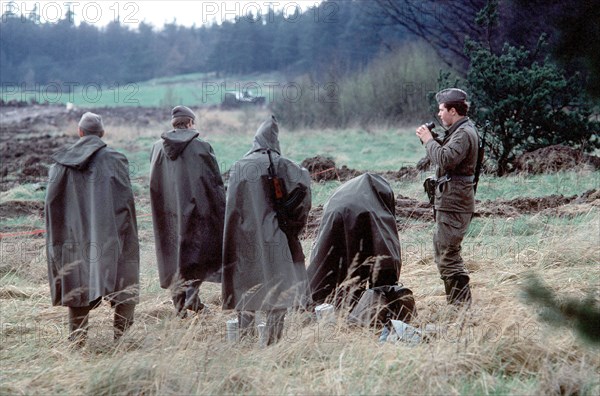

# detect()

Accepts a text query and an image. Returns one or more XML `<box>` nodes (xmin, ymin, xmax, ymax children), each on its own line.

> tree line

<box><xmin>3</xmin><ymin>0</ymin><xmax>597</xmax><ymax>98</ymax></box>
<box><xmin>0</xmin><ymin>1</ymin><xmax>408</xmax><ymax>87</ymax></box>
<box><xmin>3</xmin><ymin>0</ymin><xmax>598</xmax><ymax>174</ymax></box>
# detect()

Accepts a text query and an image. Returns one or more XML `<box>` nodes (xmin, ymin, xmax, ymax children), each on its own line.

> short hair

<box><xmin>78</xmin><ymin>112</ymin><xmax>104</xmax><ymax>136</ymax></box>
<box><xmin>443</xmin><ymin>101</ymin><xmax>469</xmax><ymax>116</ymax></box>
<box><xmin>172</xmin><ymin>116</ymin><xmax>193</xmax><ymax>129</ymax></box>
<box><xmin>79</xmin><ymin>127</ymin><xmax>103</xmax><ymax>137</ymax></box>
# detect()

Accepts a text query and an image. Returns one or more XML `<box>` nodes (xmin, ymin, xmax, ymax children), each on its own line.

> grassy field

<box><xmin>1</xmin><ymin>72</ymin><xmax>286</xmax><ymax>108</ymax></box>
<box><xmin>1</xmin><ymin>109</ymin><xmax>599</xmax><ymax>395</ymax></box>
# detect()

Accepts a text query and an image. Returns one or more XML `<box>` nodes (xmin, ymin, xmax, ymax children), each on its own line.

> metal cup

<box><xmin>226</xmin><ymin>318</ymin><xmax>239</xmax><ymax>343</ymax></box>
<box><xmin>257</xmin><ymin>322</ymin><xmax>267</xmax><ymax>348</ymax></box>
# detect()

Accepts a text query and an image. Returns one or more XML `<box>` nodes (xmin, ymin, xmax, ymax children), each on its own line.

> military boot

<box><xmin>447</xmin><ymin>275</ymin><xmax>472</xmax><ymax>306</ymax></box>
<box><xmin>171</xmin><ymin>287</ymin><xmax>187</xmax><ymax>317</ymax></box>
<box><xmin>443</xmin><ymin>279</ymin><xmax>453</xmax><ymax>304</ymax></box>
<box><xmin>183</xmin><ymin>283</ymin><xmax>207</xmax><ymax>313</ymax></box>
<box><xmin>266</xmin><ymin>310</ymin><xmax>286</xmax><ymax>346</ymax></box>
<box><xmin>114</xmin><ymin>302</ymin><xmax>136</xmax><ymax>340</ymax></box>
<box><xmin>238</xmin><ymin>311</ymin><xmax>257</xmax><ymax>339</ymax></box>
<box><xmin>68</xmin><ymin>306</ymin><xmax>91</xmax><ymax>347</ymax></box>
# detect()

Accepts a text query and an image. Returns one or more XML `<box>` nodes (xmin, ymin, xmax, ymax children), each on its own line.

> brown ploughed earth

<box><xmin>1</xmin><ymin>104</ymin><xmax>599</xmax><ymax>235</ymax></box>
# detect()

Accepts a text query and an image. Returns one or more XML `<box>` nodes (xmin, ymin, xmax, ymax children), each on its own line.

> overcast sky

<box><xmin>2</xmin><ymin>1</ymin><xmax>323</xmax><ymax>28</ymax></box>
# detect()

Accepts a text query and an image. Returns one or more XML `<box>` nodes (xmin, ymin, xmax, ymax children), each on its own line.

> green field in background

<box><xmin>1</xmin><ymin>72</ymin><xmax>285</xmax><ymax>107</ymax></box>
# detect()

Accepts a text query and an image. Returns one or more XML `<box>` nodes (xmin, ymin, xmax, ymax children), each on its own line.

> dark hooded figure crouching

<box><xmin>222</xmin><ymin>115</ymin><xmax>312</xmax><ymax>345</ymax></box>
<box><xmin>307</xmin><ymin>173</ymin><xmax>401</xmax><ymax>309</ymax></box>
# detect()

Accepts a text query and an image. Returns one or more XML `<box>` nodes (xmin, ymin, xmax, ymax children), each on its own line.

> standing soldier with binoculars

<box><xmin>416</xmin><ymin>88</ymin><xmax>479</xmax><ymax>306</ymax></box>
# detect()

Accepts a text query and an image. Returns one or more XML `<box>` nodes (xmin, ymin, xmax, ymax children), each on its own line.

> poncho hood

<box><xmin>51</xmin><ymin>135</ymin><xmax>106</xmax><ymax>170</ymax></box>
<box><xmin>161</xmin><ymin>129</ymin><xmax>200</xmax><ymax>160</ymax></box>
<box><xmin>246</xmin><ymin>116</ymin><xmax>281</xmax><ymax>155</ymax></box>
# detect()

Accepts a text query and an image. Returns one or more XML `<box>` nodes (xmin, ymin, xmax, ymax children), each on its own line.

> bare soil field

<box><xmin>0</xmin><ymin>104</ymin><xmax>169</xmax><ymax>192</ymax></box>
<box><xmin>2</xmin><ymin>105</ymin><xmax>598</xmax><ymax>235</ymax></box>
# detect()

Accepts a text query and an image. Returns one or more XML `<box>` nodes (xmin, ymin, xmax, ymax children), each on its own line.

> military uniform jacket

<box><xmin>306</xmin><ymin>173</ymin><xmax>401</xmax><ymax>304</ymax></box>
<box><xmin>425</xmin><ymin>117</ymin><xmax>479</xmax><ymax>212</ymax></box>
<box><xmin>150</xmin><ymin>129</ymin><xmax>225</xmax><ymax>288</ymax></box>
<box><xmin>45</xmin><ymin>135</ymin><xmax>140</xmax><ymax>307</ymax></box>
<box><xmin>222</xmin><ymin>117</ymin><xmax>312</xmax><ymax>311</ymax></box>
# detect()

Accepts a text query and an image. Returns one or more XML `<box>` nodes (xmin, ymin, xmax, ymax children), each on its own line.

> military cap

<box><xmin>78</xmin><ymin>112</ymin><xmax>104</xmax><ymax>133</ymax></box>
<box><xmin>171</xmin><ymin>105</ymin><xmax>196</xmax><ymax>120</ymax></box>
<box><xmin>435</xmin><ymin>88</ymin><xmax>467</xmax><ymax>104</ymax></box>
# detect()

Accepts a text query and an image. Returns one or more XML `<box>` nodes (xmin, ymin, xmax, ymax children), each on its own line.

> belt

<box><xmin>448</xmin><ymin>174</ymin><xmax>474</xmax><ymax>182</ymax></box>
<box><xmin>436</xmin><ymin>174</ymin><xmax>474</xmax><ymax>192</ymax></box>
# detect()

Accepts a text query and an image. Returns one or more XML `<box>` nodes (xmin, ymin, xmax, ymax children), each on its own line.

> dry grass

<box><xmin>1</xmin><ymin>115</ymin><xmax>598</xmax><ymax>395</ymax></box>
<box><xmin>101</xmin><ymin>108</ymin><xmax>271</xmax><ymax>143</ymax></box>
<box><xmin>1</xmin><ymin>210</ymin><xmax>598</xmax><ymax>395</ymax></box>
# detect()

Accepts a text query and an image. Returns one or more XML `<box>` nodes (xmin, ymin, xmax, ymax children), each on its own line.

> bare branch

<box><xmin>372</xmin><ymin>0</ymin><xmax>486</xmax><ymax>72</ymax></box>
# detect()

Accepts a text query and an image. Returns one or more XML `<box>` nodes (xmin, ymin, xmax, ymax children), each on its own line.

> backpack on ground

<box><xmin>347</xmin><ymin>285</ymin><xmax>417</xmax><ymax>327</ymax></box>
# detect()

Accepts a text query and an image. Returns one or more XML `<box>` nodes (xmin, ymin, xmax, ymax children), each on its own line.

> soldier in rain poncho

<box><xmin>222</xmin><ymin>115</ymin><xmax>311</xmax><ymax>345</ymax></box>
<box><xmin>306</xmin><ymin>173</ymin><xmax>401</xmax><ymax>307</ymax></box>
<box><xmin>150</xmin><ymin>106</ymin><xmax>225</xmax><ymax>316</ymax></box>
<box><xmin>45</xmin><ymin>112</ymin><xmax>139</xmax><ymax>346</ymax></box>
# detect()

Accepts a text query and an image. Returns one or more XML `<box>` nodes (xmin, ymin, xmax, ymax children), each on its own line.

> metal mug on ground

<box><xmin>226</xmin><ymin>318</ymin><xmax>239</xmax><ymax>343</ymax></box>
<box><xmin>257</xmin><ymin>322</ymin><xmax>267</xmax><ymax>348</ymax></box>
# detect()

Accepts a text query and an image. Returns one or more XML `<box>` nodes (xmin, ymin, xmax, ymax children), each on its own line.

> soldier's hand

<box><xmin>416</xmin><ymin>125</ymin><xmax>433</xmax><ymax>144</ymax></box>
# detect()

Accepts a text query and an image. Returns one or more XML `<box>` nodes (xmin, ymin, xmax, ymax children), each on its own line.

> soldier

<box><xmin>150</xmin><ymin>106</ymin><xmax>225</xmax><ymax>317</ymax></box>
<box><xmin>45</xmin><ymin>112</ymin><xmax>139</xmax><ymax>346</ymax></box>
<box><xmin>307</xmin><ymin>173</ymin><xmax>401</xmax><ymax>308</ymax></box>
<box><xmin>415</xmin><ymin>88</ymin><xmax>478</xmax><ymax>306</ymax></box>
<box><xmin>222</xmin><ymin>115</ymin><xmax>311</xmax><ymax>345</ymax></box>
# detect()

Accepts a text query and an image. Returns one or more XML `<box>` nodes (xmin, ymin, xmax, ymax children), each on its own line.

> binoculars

<box><xmin>425</xmin><ymin>122</ymin><xmax>439</xmax><ymax>139</ymax></box>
